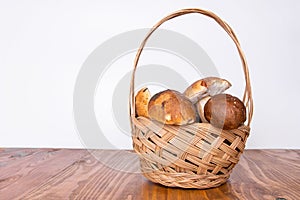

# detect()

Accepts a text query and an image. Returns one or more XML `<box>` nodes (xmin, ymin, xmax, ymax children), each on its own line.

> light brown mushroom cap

<box><xmin>184</xmin><ymin>77</ymin><xmax>231</xmax><ymax>103</ymax></box>
<box><xmin>148</xmin><ymin>89</ymin><xmax>197</xmax><ymax>125</ymax></box>
<box><xmin>183</xmin><ymin>80</ymin><xmax>207</xmax><ymax>104</ymax></box>
<box><xmin>202</xmin><ymin>77</ymin><xmax>232</xmax><ymax>96</ymax></box>
<box><xmin>135</xmin><ymin>87</ymin><xmax>151</xmax><ymax>118</ymax></box>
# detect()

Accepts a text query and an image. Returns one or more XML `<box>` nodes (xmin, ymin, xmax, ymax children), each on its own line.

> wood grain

<box><xmin>0</xmin><ymin>149</ymin><xmax>299</xmax><ymax>200</ymax></box>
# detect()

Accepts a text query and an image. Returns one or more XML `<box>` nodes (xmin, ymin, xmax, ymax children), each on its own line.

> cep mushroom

<box><xmin>148</xmin><ymin>89</ymin><xmax>197</xmax><ymax>125</ymax></box>
<box><xmin>135</xmin><ymin>87</ymin><xmax>151</xmax><ymax>118</ymax></box>
<box><xmin>204</xmin><ymin>94</ymin><xmax>246</xmax><ymax>130</ymax></box>
<box><xmin>196</xmin><ymin>96</ymin><xmax>211</xmax><ymax>123</ymax></box>
<box><xmin>184</xmin><ymin>77</ymin><xmax>232</xmax><ymax>104</ymax></box>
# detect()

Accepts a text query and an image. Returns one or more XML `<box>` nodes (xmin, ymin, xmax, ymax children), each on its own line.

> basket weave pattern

<box><xmin>129</xmin><ymin>8</ymin><xmax>253</xmax><ymax>189</ymax></box>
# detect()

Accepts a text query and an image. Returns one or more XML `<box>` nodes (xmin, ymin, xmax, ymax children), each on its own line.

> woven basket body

<box><xmin>130</xmin><ymin>8</ymin><xmax>253</xmax><ymax>189</ymax></box>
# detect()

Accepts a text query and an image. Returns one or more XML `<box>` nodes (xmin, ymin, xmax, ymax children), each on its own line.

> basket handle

<box><xmin>130</xmin><ymin>8</ymin><xmax>253</xmax><ymax>126</ymax></box>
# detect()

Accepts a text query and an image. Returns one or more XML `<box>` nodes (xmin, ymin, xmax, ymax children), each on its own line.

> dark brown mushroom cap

<box><xmin>204</xmin><ymin>94</ymin><xmax>246</xmax><ymax>130</ymax></box>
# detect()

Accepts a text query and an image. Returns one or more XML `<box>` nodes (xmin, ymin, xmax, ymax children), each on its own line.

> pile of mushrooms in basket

<box><xmin>135</xmin><ymin>77</ymin><xmax>246</xmax><ymax>130</ymax></box>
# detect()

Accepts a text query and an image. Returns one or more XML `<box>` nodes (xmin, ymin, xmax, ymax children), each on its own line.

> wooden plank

<box><xmin>0</xmin><ymin>149</ymin><xmax>299</xmax><ymax>200</ymax></box>
<box><xmin>0</xmin><ymin>148</ymin><xmax>89</xmax><ymax>200</ymax></box>
<box><xmin>19</xmin><ymin>150</ymin><xmax>142</xmax><ymax>200</ymax></box>
<box><xmin>226</xmin><ymin>149</ymin><xmax>300</xmax><ymax>200</ymax></box>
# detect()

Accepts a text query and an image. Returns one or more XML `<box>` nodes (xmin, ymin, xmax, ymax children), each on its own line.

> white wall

<box><xmin>1</xmin><ymin>1</ymin><xmax>299</xmax><ymax>149</ymax></box>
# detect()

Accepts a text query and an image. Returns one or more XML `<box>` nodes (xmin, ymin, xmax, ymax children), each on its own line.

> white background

<box><xmin>1</xmin><ymin>1</ymin><xmax>299</xmax><ymax>149</ymax></box>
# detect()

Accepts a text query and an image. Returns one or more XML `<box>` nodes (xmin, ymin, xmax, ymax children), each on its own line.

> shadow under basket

<box><xmin>129</xmin><ymin>8</ymin><xmax>253</xmax><ymax>189</ymax></box>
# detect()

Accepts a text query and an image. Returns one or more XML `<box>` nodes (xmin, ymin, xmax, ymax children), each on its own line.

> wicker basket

<box><xmin>129</xmin><ymin>8</ymin><xmax>253</xmax><ymax>189</ymax></box>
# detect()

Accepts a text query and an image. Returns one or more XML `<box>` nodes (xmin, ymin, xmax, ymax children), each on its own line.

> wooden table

<box><xmin>0</xmin><ymin>149</ymin><xmax>299</xmax><ymax>200</ymax></box>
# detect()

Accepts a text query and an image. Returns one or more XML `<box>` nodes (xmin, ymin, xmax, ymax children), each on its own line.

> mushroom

<box><xmin>184</xmin><ymin>77</ymin><xmax>231</xmax><ymax>104</ymax></box>
<box><xmin>203</xmin><ymin>77</ymin><xmax>232</xmax><ymax>96</ymax></box>
<box><xmin>196</xmin><ymin>96</ymin><xmax>211</xmax><ymax>123</ymax></box>
<box><xmin>135</xmin><ymin>87</ymin><xmax>151</xmax><ymax>118</ymax></box>
<box><xmin>204</xmin><ymin>94</ymin><xmax>246</xmax><ymax>130</ymax></box>
<box><xmin>183</xmin><ymin>79</ymin><xmax>208</xmax><ymax>104</ymax></box>
<box><xmin>148</xmin><ymin>89</ymin><xmax>197</xmax><ymax>125</ymax></box>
